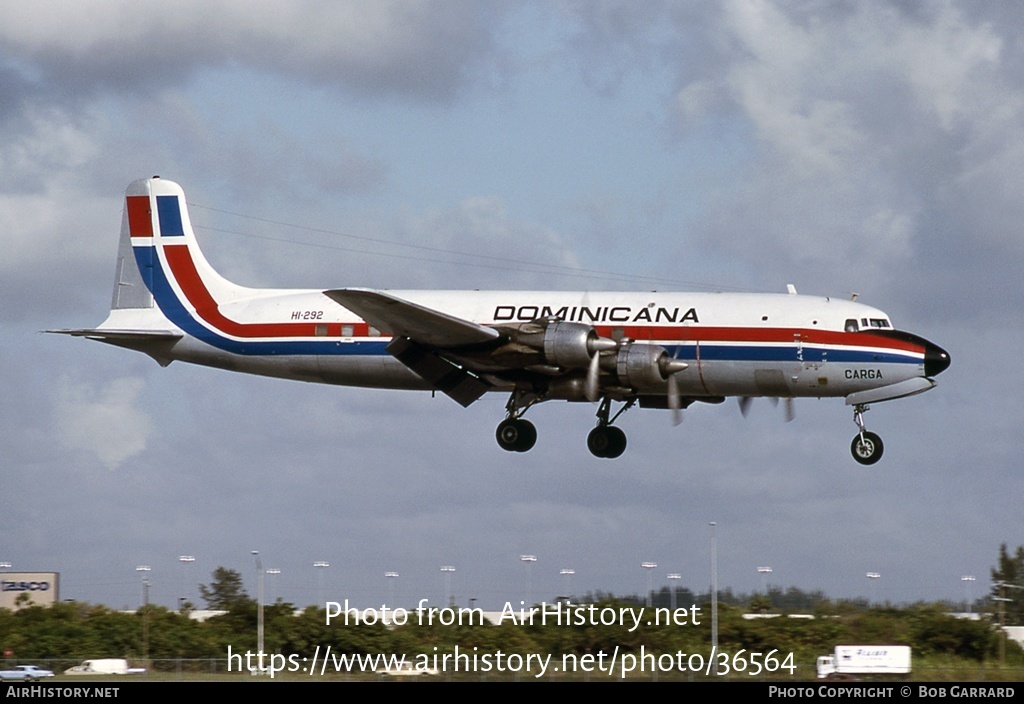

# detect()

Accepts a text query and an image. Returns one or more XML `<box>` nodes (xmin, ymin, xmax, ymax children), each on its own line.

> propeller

<box><xmin>739</xmin><ymin>396</ymin><xmax>795</xmax><ymax>422</ymax></box>
<box><xmin>584</xmin><ymin>335</ymin><xmax>618</xmax><ymax>402</ymax></box>
<box><xmin>659</xmin><ymin>352</ymin><xmax>689</xmax><ymax>426</ymax></box>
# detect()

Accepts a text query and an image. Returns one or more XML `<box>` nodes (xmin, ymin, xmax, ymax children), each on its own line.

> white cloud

<box><xmin>54</xmin><ymin>376</ymin><xmax>154</xmax><ymax>470</ymax></box>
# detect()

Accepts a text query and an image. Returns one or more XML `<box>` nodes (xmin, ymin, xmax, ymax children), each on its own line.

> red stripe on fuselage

<box><xmin>162</xmin><ymin>244</ymin><xmax>355</xmax><ymax>338</ymax></box>
<box><xmin>158</xmin><ymin>241</ymin><xmax>922</xmax><ymax>355</ymax></box>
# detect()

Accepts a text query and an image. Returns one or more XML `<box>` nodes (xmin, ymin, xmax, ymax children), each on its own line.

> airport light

<box><xmin>267</xmin><ymin>569</ymin><xmax>281</xmax><ymax>604</ymax></box>
<box><xmin>866</xmin><ymin>572</ymin><xmax>881</xmax><ymax>604</ymax></box>
<box><xmin>520</xmin><ymin>555</ymin><xmax>537</xmax><ymax>607</ymax></box>
<box><xmin>668</xmin><ymin>573</ymin><xmax>681</xmax><ymax>611</ymax></box>
<box><xmin>135</xmin><ymin>566</ymin><xmax>151</xmax><ymax>665</ymax></box>
<box><xmin>642</xmin><ymin>562</ymin><xmax>657</xmax><ymax>607</ymax></box>
<box><xmin>961</xmin><ymin>575</ymin><xmax>976</xmax><ymax>613</ymax></box>
<box><xmin>135</xmin><ymin>565</ymin><xmax>151</xmax><ymax>608</ymax></box>
<box><xmin>385</xmin><ymin>571</ymin><xmax>399</xmax><ymax>607</ymax></box>
<box><xmin>252</xmin><ymin>552</ymin><xmax>264</xmax><ymax>659</ymax></box>
<box><xmin>560</xmin><ymin>569</ymin><xmax>575</xmax><ymax>601</ymax></box>
<box><xmin>440</xmin><ymin>566</ymin><xmax>455</xmax><ymax>608</ymax></box>
<box><xmin>178</xmin><ymin>555</ymin><xmax>195</xmax><ymax>611</ymax></box>
<box><xmin>314</xmin><ymin>561</ymin><xmax>329</xmax><ymax>607</ymax></box>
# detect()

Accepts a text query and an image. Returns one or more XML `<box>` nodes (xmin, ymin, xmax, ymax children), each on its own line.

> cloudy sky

<box><xmin>2</xmin><ymin>1</ymin><xmax>1021</xmax><ymax>614</ymax></box>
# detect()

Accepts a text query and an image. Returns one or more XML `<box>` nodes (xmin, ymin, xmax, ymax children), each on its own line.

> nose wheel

<box><xmin>850</xmin><ymin>404</ymin><xmax>884</xmax><ymax>465</ymax></box>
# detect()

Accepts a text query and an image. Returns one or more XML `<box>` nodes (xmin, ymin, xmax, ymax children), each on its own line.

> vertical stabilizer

<box><xmin>118</xmin><ymin>177</ymin><xmax>252</xmax><ymax>316</ymax></box>
<box><xmin>111</xmin><ymin>183</ymin><xmax>154</xmax><ymax>310</ymax></box>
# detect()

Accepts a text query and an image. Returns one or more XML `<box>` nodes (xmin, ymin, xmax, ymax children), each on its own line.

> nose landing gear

<box><xmin>850</xmin><ymin>404</ymin><xmax>884</xmax><ymax>465</ymax></box>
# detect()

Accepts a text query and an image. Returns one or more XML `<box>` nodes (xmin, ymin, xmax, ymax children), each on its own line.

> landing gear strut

<box><xmin>588</xmin><ymin>397</ymin><xmax>633</xmax><ymax>459</ymax></box>
<box><xmin>850</xmin><ymin>404</ymin><xmax>884</xmax><ymax>465</ymax></box>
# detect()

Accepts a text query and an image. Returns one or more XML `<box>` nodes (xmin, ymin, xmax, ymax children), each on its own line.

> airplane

<box><xmin>51</xmin><ymin>177</ymin><xmax>950</xmax><ymax>463</ymax></box>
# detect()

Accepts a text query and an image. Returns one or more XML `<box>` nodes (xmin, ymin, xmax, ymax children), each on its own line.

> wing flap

<box><xmin>387</xmin><ymin>336</ymin><xmax>491</xmax><ymax>407</ymax></box>
<box><xmin>323</xmin><ymin>288</ymin><xmax>500</xmax><ymax>348</ymax></box>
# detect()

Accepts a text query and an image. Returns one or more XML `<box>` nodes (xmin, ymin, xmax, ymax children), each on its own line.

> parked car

<box><xmin>0</xmin><ymin>665</ymin><xmax>55</xmax><ymax>681</ymax></box>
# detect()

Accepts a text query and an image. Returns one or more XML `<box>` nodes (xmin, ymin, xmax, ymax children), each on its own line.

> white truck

<box><xmin>64</xmin><ymin>659</ymin><xmax>146</xmax><ymax>676</ymax></box>
<box><xmin>816</xmin><ymin>645</ymin><xmax>911</xmax><ymax>679</ymax></box>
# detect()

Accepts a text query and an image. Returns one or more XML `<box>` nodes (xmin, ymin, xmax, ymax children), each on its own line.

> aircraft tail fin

<box><xmin>117</xmin><ymin>177</ymin><xmax>250</xmax><ymax>314</ymax></box>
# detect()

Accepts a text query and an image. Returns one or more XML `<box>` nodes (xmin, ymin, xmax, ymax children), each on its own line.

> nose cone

<box><xmin>924</xmin><ymin>342</ymin><xmax>951</xmax><ymax>377</ymax></box>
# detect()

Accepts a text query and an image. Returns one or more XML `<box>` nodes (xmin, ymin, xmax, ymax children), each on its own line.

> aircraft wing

<box><xmin>323</xmin><ymin>288</ymin><xmax>500</xmax><ymax>407</ymax></box>
<box><xmin>323</xmin><ymin>288</ymin><xmax>500</xmax><ymax>348</ymax></box>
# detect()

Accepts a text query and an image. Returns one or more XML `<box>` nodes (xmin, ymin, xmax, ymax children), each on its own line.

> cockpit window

<box><xmin>849</xmin><ymin>318</ymin><xmax>891</xmax><ymax>331</ymax></box>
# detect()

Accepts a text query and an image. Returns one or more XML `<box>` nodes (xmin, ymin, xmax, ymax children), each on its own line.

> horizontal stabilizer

<box><xmin>323</xmin><ymin>288</ymin><xmax>500</xmax><ymax>348</ymax></box>
<box><xmin>387</xmin><ymin>336</ymin><xmax>491</xmax><ymax>407</ymax></box>
<box><xmin>45</xmin><ymin>328</ymin><xmax>182</xmax><ymax>341</ymax></box>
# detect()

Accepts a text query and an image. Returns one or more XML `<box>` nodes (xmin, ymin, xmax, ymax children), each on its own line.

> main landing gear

<box><xmin>850</xmin><ymin>403</ymin><xmax>884</xmax><ymax>465</ymax></box>
<box><xmin>495</xmin><ymin>391</ymin><xmax>634</xmax><ymax>458</ymax></box>
<box><xmin>495</xmin><ymin>389</ymin><xmax>539</xmax><ymax>453</ymax></box>
<box><xmin>586</xmin><ymin>397</ymin><xmax>633</xmax><ymax>459</ymax></box>
<box><xmin>496</xmin><ymin>417</ymin><xmax>537</xmax><ymax>453</ymax></box>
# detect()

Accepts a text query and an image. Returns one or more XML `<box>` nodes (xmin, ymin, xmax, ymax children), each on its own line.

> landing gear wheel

<box><xmin>496</xmin><ymin>418</ymin><xmax>537</xmax><ymax>453</ymax></box>
<box><xmin>851</xmin><ymin>431</ymin><xmax>884</xmax><ymax>465</ymax></box>
<box><xmin>587</xmin><ymin>426</ymin><xmax>627</xmax><ymax>459</ymax></box>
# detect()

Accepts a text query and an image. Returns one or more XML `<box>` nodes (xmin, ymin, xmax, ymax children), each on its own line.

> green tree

<box><xmin>199</xmin><ymin>567</ymin><xmax>251</xmax><ymax>611</ymax></box>
<box><xmin>990</xmin><ymin>543</ymin><xmax>1024</xmax><ymax>626</ymax></box>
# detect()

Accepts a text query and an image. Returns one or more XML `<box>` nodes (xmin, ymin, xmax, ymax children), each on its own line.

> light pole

<box><xmin>178</xmin><ymin>555</ymin><xmax>195</xmax><ymax>611</ymax></box>
<box><xmin>668</xmin><ymin>573</ymin><xmax>681</xmax><ymax>612</ymax></box>
<box><xmin>314</xmin><ymin>561</ymin><xmax>329</xmax><ymax>608</ymax></box>
<box><xmin>866</xmin><ymin>572</ymin><xmax>880</xmax><ymax>604</ymax></box>
<box><xmin>560</xmin><ymin>569</ymin><xmax>575</xmax><ymax>602</ymax></box>
<box><xmin>709</xmin><ymin>522</ymin><xmax>718</xmax><ymax>650</ymax></box>
<box><xmin>252</xmin><ymin>552</ymin><xmax>264</xmax><ymax>659</ymax></box>
<box><xmin>961</xmin><ymin>575</ymin><xmax>976</xmax><ymax>613</ymax></box>
<box><xmin>440</xmin><ymin>566</ymin><xmax>455</xmax><ymax>608</ymax></box>
<box><xmin>135</xmin><ymin>566</ymin><xmax>151</xmax><ymax>664</ymax></box>
<box><xmin>757</xmin><ymin>566</ymin><xmax>773</xmax><ymax>594</ymax></box>
<box><xmin>642</xmin><ymin>562</ymin><xmax>657</xmax><ymax>607</ymax></box>
<box><xmin>266</xmin><ymin>569</ymin><xmax>281</xmax><ymax>604</ymax></box>
<box><xmin>135</xmin><ymin>565</ymin><xmax>151</xmax><ymax>608</ymax></box>
<box><xmin>385</xmin><ymin>571</ymin><xmax>399</xmax><ymax>607</ymax></box>
<box><xmin>520</xmin><ymin>555</ymin><xmax>537</xmax><ymax>607</ymax></box>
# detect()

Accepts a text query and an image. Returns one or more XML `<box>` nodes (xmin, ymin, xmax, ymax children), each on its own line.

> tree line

<box><xmin>0</xmin><ymin>545</ymin><xmax>1020</xmax><ymax>674</ymax></box>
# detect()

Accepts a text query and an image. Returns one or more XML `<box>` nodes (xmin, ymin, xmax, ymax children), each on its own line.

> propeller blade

<box><xmin>585</xmin><ymin>351</ymin><xmax>601</xmax><ymax>402</ymax></box>
<box><xmin>738</xmin><ymin>396</ymin><xmax>752</xmax><ymax>418</ymax></box>
<box><xmin>667</xmin><ymin>373</ymin><xmax>683</xmax><ymax>426</ymax></box>
<box><xmin>783</xmin><ymin>397</ymin><xmax>795</xmax><ymax>423</ymax></box>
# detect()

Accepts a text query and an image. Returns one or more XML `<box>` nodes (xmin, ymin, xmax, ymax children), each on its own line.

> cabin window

<box><xmin>844</xmin><ymin>319</ymin><xmax>859</xmax><ymax>332</ymax></box>
<box><xmin>315</xmin><ymin>324</ymin><xmax>328</xmax><ymax>337</ymax></box>
<box><xmin>368</xmin><ymin>326</ymin><xmax>381</xmax><ymax>337</ymax></box>
<box><xmin>341</xmin><ymin>324</ymin><xmax>354</xmax><ymax>337</ymax></box>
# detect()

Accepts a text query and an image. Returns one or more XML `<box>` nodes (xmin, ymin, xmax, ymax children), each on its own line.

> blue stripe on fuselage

<box><xmin>136</xmin><ymin>245</ymin><xmax>922</xmax><ymax>365</ymax></box>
